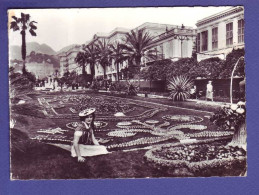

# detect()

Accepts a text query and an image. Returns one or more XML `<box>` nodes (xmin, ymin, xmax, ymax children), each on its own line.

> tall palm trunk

<box><xmin>102</xmin><ymin>64</ymin><xmax>107</xmax><ymax>90</ymax></box>
<box><xmin>136</xmin><ymin>57</ymin><xmax>141</xmax><ymax>88</ymax></box>
<box><xmin>82</xmin><ymin>63</ymin><xmax>87</xmax><ymax>87</ymax></box>
<box><xmin>90</xmin><ymin>62</ymin><xmax>95</xmax><ymax>84</ymax></box>
<box><xmin>21</xmin><ymin>30</ymin><xmax>26</xmax><ymax>74</ymax></box>
<box><xmin>82</xmin><ymin>63</ymin><xmax>86</xmax><ymax>75</ymax></box>
<box><xmin>116</xmin><ymin>62</ymin><xmax>120</xmax><ymax>82</ymax></box>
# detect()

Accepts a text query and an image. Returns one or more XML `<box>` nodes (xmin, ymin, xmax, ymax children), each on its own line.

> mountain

<box><xmin>9</xmin><ymin>42</ymin><xmax>56</xmax><ymax>60</ymax></box>
<box><xmin>57</xmin><ymin>44</ymin><xmax>80</xmax><ymax>54</ymax></box>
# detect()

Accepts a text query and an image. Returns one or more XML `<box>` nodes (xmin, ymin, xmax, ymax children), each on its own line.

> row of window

<box><xmin>197</xmin><ymin>19</ymin><xmax>244</xmax><ymax>52</ymax></box>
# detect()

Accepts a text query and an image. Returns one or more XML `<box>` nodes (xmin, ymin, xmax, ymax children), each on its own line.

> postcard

<box><xmin>8</xmin><ymin>7</ymin><xmax>246</xmax><ymax>180</ymax></box>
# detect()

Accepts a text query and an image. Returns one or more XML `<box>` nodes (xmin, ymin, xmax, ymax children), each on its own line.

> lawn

<box><xmin>10</xmin><ymin>91</ymin><xmax>245</xmax><ymax>179</ymax></box>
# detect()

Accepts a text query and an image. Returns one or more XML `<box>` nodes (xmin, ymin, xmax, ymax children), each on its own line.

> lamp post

<box><xmin>175</xmin><ymin>35</ymin><xmax>189</xmax><ymax>58</ymax></box>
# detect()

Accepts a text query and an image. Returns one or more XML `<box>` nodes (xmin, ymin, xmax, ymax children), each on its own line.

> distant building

<box><xmin>58</xmin><ymin>45</ymin><xmax>83</xmax><ymax>76</ymax></box>
<box><xmin>26</xmin><ymin>61</ymin><xmax>56</xmax><ymax>79</ymax></box>
<box><xmin>9</xmin><ymin>58</ymin><xmax>58</xmax><ymax>80</ymax></box>
<box><xmin>196</xmin><ymin>6</ymin><xmax>244</xmax><ymax>62</ymax></box>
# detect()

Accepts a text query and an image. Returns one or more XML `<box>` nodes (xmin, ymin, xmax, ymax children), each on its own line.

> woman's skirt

<box><xmin>71</xmin><ymin>144</ymin><xmax>109</xmax><ymax>157</ymax></box>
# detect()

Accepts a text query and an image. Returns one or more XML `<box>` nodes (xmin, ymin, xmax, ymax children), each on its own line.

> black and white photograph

<box><xmin>8</xmin><ymin>6</ymin><xmax>246</xmax><ymax>179</ymax></box>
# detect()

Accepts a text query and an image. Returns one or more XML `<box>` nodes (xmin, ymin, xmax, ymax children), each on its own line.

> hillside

<box><xmin>27</xmin><ymin>52</ymin><xmax>60</xmax><ymax>68</ymax></box>
<box><xmin>9</xmin><ymin>42</ymin><xmax>56</xmax><ymax>60</ymax></box>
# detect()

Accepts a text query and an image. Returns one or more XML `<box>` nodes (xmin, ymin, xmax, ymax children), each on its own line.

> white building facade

<box><xmin>58</xmin><ymin>45</ymin><xmax>83</xmax><ymax>76</ymax></box>
<box><xmin>143</xmin><ymin>23</ymin><xmax>196</xmax><ymax>62</ymax></box>
<box><xmin>84</xmin><ymin>23</ymin><xmax>196</xmax><ymax>81</ymax></box>
<box><xmin>87</xmin><ymin>28</ymin><xmax>130</xmax><ymax>81</ymax></box>
<box><xmin>196</xmin><ymin>6</ymin><xmax>244</xmax><ymax>62</ymax></box>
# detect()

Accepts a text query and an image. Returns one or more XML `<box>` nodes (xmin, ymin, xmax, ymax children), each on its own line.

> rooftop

<box><xmin>196</xmin><ymin>6</ymin><xmax>244</xmax><ymax>27</ymax></box>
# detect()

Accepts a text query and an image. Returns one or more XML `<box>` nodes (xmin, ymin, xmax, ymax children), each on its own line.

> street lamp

<box><xmin>175</xmin><ymin>35</ymin><xmax>189</xmax><ymax>58</ymax></box>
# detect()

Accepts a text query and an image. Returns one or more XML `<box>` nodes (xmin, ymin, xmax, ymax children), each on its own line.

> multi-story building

<box><xmin>196</xmin><ymin>6</ymin><xmax>244</xmax><ymax>62</ymax></box>
<box><xmin>141</xmin><ymin>23</ymin><xmax>196</xmax><ymax>63</ymax></box>
<box><xmin>85</xmin><ymin>22</ymin><xmax>196</xmax><ymax>81</ymax></box>
<box><xmin>58</xmin><ymin>45</ymin><xmax>83</xmax><ymax>76</ymax></box>
<box><xmin>86</xmin><ymin>27</ymin><xmax>130</xmax><ymax>81</ymax></box>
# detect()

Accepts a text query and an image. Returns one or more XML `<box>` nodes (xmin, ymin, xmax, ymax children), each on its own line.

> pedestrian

<box><xmin>206</xmin><ymin>81</ymin><xmax>213</xmax><ymax>101</ymax></box>
<box><xmin>71</xmin><ymin>108</ymin><xmax>108</xmax><ymax>162</ymax></box>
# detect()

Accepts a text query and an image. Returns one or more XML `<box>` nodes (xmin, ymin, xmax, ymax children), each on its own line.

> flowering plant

<box><xmin>210</xmin><ymin>101</ymin><xmax>246</xmax><ymax>130</ymax></box>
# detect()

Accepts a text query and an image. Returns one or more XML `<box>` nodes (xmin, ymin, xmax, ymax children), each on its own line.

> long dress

<box><xmin>71</xmin><ymin>123</ymin><xmax>109</xmax><ymax>157</ymax></box>
<box><xmin>206</xmin><ymin>83</ymin><xmax>213</xmax><ymax>100</ymax></box>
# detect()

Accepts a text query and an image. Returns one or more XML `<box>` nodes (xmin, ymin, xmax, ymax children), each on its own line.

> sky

<box><xmin>8</xmin><ymin>7</ymin><xmax>232</xmax><ymax>52</ymax></box>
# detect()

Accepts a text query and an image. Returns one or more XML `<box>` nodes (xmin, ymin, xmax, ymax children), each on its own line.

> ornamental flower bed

<box><xmin>145</xmin><ymin>120</ymin><xmax>160</xmax><ymax>124</ymax></box>
<box><xmin>169</xmin><ymin>124</ymin><xmax>207</xmax><ymax>132</ymax></box>
<box><xmin>66</xmin><ymin>121</ymin><xmax>108</xmax><ymax>130</ymax></box>
<box><xmin>145</xmin><ymin>140</ymin><xmax>246</xmax><ymax>177</ymax></box>
<box><xmin>107</xmin><ymin>129</ymin><xmax>153</xmax><ymax>138</ymax></box>
<box><xmin>107</xmin><ymin>136</ymin><xmax>174</xmax><ymax>149</ymax></box>
<box><xmin>162</xmin><ymin>115</ymin><xmax>203</xmax><ymax>123</ymax></box>
<box><xmin>185</xmin><ymin>131</ymin><xmax>234</xmax><ymax>138</ymax></box>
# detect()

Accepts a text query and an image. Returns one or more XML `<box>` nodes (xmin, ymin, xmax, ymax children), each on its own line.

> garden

<box><xmin>10</xmin><ymin>89</ymin><xmax>246</xmax><ymax>179</ymax></box>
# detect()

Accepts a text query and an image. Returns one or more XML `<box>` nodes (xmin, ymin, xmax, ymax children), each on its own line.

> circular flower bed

<box><xmin>145</xmin><ymin>120</ymin><xmax>160</xmax><ymax>124</ymax></box>
<box><xmin>117</xmin><ymin>121</ymin><xmax>132</xmax><ymax>126</ymax></box>
<box><xmin>162</xmin><ymin>115</ymin><xmax>202</xmax><ymax>123</ymax></box>
<box><xmin>107</xmin><ymin>129</ymin><xmax>153</xmax><ymax>138</ymax></box>
<box><xmin>145</xmin><ymin>142</ymin><xmax>246</xmax><ymax>176</ymax></box>
<box><xmin>107</xmin><ymin>130</ymin><xmax>136</xmax><ymax>138</ymax></box>
<box><xmin>169</xmin><ymin>124</ymin><xmax>207</xmax><ymax>132</ymax></box>
<box><xmin>66</xmin><ymin>121</ymin><xmax>108</xmax><ymax>129</ymax></box>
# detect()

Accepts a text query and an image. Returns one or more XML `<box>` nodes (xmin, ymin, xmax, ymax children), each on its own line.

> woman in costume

<box><xmin>71</xmin><ymin>108</ymin><xmax>108</xmax><ymax>162</ymax></box>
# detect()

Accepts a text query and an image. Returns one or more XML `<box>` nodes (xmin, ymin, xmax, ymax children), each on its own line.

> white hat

<box><xmin>79</xmin><ymin>108</ymin><xmax>96</xmax><ymax>117</ymax></box>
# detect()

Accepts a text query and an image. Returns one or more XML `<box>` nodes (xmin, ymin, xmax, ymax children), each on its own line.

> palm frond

<box><xmin>29</xmin><ymin>29</ymin><xmax>37</xmax><ymax>36</ymax></box>
<box><xmin>167</xmin><ymin>75</ymin><xmax>193</xmax><ymax>101</ymax></box>
<box><xmin>10</xmin><ymin>21</ymin><xmax>20</xmax><ymax>31</ymax></box>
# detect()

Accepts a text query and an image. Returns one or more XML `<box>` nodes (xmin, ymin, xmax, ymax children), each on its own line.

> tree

<box><xmin>189</xmin><ymin>57</ymin><xmax>224</xmax><ymax>79</ymax></box>
<box><xmin>140</xmin><ymin>59</ymin><xmax>172</xmax><ymax>92</ymax></box>
<box><xmin>83</xmin><ymin>44</ymin><xmax>98</xmax><ymax>83</ymax></box>
<box><xmin>122</xmin><ymin>29</ymin><xmax>157</xmax><ymax>86</ymax></box>
<box><xmin>95</xmin><ymin>39</ymin><xmax>112</xmax><ymax>90</ymax></box>
<box><xmin>75</xmin><ymin>51</ymin><xmax>87</xmax><ymax>76</ymax></box>
<box><xmin>95</xmin><ymin>39</ymin><xmax>112</xmax><ymax>79</ymax></box>
<box><xmin>10</xmin><ymin>13</ymin><xmax>37</xmax><ymax>74</ymax></box>
<box><xmin>220</xmin><ymin>48</ymin><xmax>245</xmax><ymax>78</ymax></box>
<box><xmin>110</xmin><ymin>41</ymin><xmax>128</xmax><ymax>82</ymax></box>
<box><xmin>167</xmin><ymin>58</ymin><xmax>197</xmax><ymax>79</ymax></box>
<box><xmin>141</xmin><ymin>59</ymin><xmax>172</xmax><ymax>81</ymax></box>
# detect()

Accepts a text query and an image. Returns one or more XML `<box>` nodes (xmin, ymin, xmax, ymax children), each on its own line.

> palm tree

<box><xmin>83</xmin><ymin>44</ymin><xmax>98</xmax><ymax>83</ymax></box>
<box><xmin>110</xmin><ymin>41</ymin><xmax>128</xmax><ymax>82</ymax></box>
<box><xmin>95</xmin><ymin>39</ymin><xmax>112</xmax><ymax>80</ymax></box>
<box><xmin>75</xmin><ymin>51</ymin><xmax>87</xmax><ymax>76</ymax></box>
<box><xmin>10</xmin><ymin>13</ymin><xmax>37</xmax><ymax>74</ymax></box>
<box><xmin>122</xmin><ymin>29</ymin><xmax>157</xmax><ymax>86</ymax></box>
